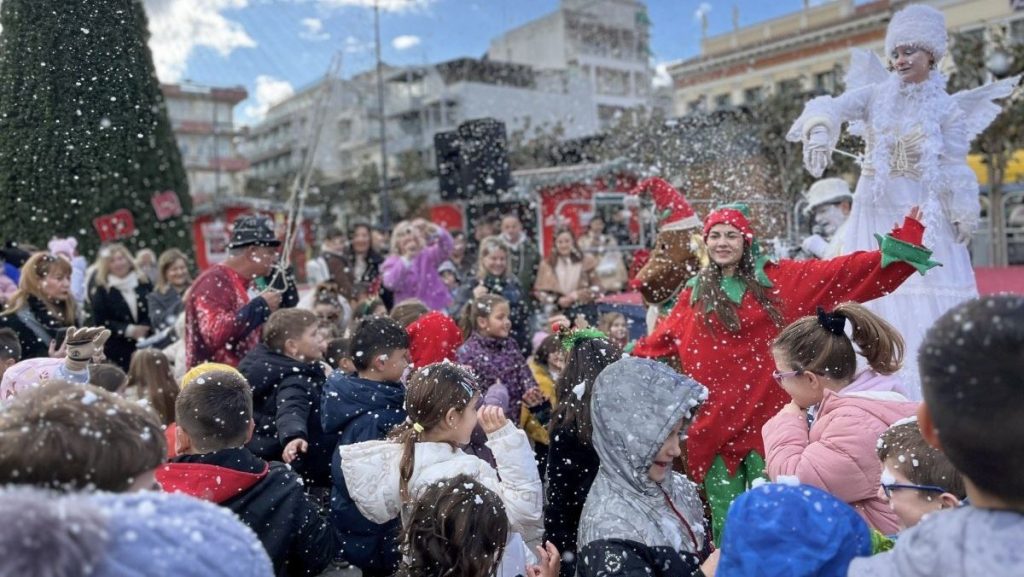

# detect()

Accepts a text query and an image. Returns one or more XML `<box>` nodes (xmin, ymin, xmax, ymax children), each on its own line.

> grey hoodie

<box><xmin>848</xmin><ymin>506</ymin><xmax>1024</xmax><ymax>577</ymax></box>
<box><xmin>578</xmin><ymin>357</ymin><xmax>710</xmax><ymax>562</ymax></box>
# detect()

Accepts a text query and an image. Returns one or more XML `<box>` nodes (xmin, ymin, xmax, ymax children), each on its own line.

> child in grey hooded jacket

<box><xmin>577</xmin><ymin>357</ymin><xmax>713</xmax><ymax>577</ymax></box>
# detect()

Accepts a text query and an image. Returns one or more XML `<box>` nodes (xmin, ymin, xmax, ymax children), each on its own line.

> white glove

<box><xmin>804</xmin><ymin>125</ymin><xmax>832</xmax><ymax>177</ymax></box>
<box><xmin>801</xmin><ymin>234</ymin><xmax>829</xmax><ymax>259</ymax></box>
<box><xmin>953</xmin><ymin>221</ymin><xmax>974</xmax><ymax>244</ymax></box>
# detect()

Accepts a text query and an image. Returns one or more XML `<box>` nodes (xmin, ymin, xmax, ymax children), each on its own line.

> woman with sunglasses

<box><xmin>632</xmin><ymin>203</ymin><xmax>935</xmax><ymax>544</ymax></box>
<box><xmin>763</xmin><ymin>302</ymin><xmax>919</xmax><ymax>535</ymax></box>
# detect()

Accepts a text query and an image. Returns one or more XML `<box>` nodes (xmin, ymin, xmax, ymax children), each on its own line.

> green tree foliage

<box><xmin>0</xmin><ymin>0</ymin><xmax>191</xmax><ymax>257</ymax></box>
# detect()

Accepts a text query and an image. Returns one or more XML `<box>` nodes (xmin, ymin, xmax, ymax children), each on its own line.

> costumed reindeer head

<box><xmin>630</xmin><ymin>178</ymin><xmax>706</xmax><ymax>306</ymax></box>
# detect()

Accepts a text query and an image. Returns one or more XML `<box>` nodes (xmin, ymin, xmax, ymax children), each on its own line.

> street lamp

<box><xmin>374</xmin><ymin>0</ymin><xmax>392</xmax><ymax>230</ymax></box>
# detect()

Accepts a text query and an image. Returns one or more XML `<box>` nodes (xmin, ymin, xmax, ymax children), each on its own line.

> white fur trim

<box><xmin>661</xmin><ymin>215</ymin><xmax>701</xmax><ymax>231</ymax></box>
<box><xmin>885</xmin><ymin>5</ymin><xmax>947</xmax><ymax>61</ymax></box>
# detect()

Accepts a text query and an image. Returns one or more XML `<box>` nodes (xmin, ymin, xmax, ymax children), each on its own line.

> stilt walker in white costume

<box><xmin>788</xmin><ymin>4</ymin><xmax>1020</xmax><ymax>399</ymax></box>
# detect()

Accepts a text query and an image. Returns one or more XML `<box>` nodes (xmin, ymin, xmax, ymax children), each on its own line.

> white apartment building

<box><xmin>243</xmin><ymin>58</ymin><xmax>600</xmax><ymax>185</ymax></box>
<box><xmin>488</xmin><ymin>0</ymin><xmax>654</xmax><ymax>128</ymax></box>
<box><xmin>161</xmin><ymin>83</ymin><xmax>248</xmax><ymax>204</ymax></box>
<box><xmin>243</xmin><ymin>76</ymin><xmax>350</xmax><ymax>185</ymax></box>
<box><xmin>335</xmin><ymin>58</ymin><xmax>600</xmax><ymax>181</ymax></box>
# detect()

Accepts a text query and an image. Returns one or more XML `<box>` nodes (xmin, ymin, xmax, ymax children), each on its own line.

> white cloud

<box><xmin>242</xmin><ymin>75</ymin><xmax>295</xmax><ymax>122</ymax></box>
<box><xmin>317</xmin><ymin>0</ymin><xmax>434</xmax><ymax>13</ymax></box>
<box><xmin>144</xmin><ymin>0</ymin><xmax>256</xmax><ymax>82</ymax></box>
<box><xmin>343</xmin><ymin>35</ymin><xmax>373</xmax><ymax>54</ymax></box>
<box><xmin>300</xmin><ymin>17</ymin><xmax>330</xmax><ymax>41</ymax></box>
<box><xmin>653</xmin><ymin>62</ymin><xmax>672</xmax><ymax>88</ymax></box>
<box><xmin>694</xmin><ymin>2</ymin><xmax>712</xmax><ymax>22</ymax></box>
<box><xmin>391</xmin><ymin>35</ymin><xmax>421</xmax><ymax>51</ymax></box>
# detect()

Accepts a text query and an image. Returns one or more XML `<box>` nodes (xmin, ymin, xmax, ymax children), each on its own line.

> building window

<box><xmin>688</xmin><ymin>98</ymin><xmax>704</xmax><ymax>114</ymax></box>
<box><xmin>743</xmin><ymin>86</ymin><xmax>763</xmax><ymax>104</ymax></box>
<box><xmin>777</xmin><ymin>78</ymin><xmax>803</xmax><ymax>96</ymax></box>
<box><xmin>596</xmin><ymin>67</ymin><xmax>631</xmax><ymax>96</ymax></box>
<box><xmin>814</xmin><ymin>70</ymin><xmax>837</xmax><ymax>94</ymax></box>
<box><xmin>634</xmin><ymin>72</ymin><xmax>650</xmax><ymax>96</ymax></box>
<box><xmin>714</xmin><ymin>93</ymin><xmax>731</xmax><ymax>109</ymax></box>
<box><xmin>1011</xmin><ymin>18</ymin><xmax>1024</xmax><ymax>44</ymax></box>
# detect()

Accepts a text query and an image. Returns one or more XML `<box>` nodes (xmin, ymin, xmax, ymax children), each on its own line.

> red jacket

<box><xmin>632</xmin><ymin>217</ymin><xmax>932</xmax><ymax>483</ymax></box>
<box><xmin>184</xmin><ymin>264</ymin><xmax>270</xmax><ymax>368</ymax></box>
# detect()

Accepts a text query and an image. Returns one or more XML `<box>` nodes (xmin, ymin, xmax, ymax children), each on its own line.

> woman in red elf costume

<box><xmin>631</xmin><ymin>202</ymin><xmax>935</xmax><ymax>544</ymax></box>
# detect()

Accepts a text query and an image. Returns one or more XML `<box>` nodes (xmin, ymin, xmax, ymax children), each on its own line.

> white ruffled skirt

<box><xmin>837</xmin><ymin>176</ymin><xmax>978</xmax><ymax>400</ymax></box>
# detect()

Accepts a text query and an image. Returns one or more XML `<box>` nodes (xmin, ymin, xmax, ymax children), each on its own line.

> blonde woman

<box><xmin>89</xmin><ymin>244</ymin><xmax>153</xmax><ymax>370</ymax></box>
<box><xmin>0</xmin><ymin>253</ymin><xmax>76</xmax><ymax>360</ymax></box>
<box><xmin>450</xmin><ymin>236</ymin><xmax>529</xmax><ymax>353</ymax></box>
<box><xmin>148</xmin><ymin>249</ymin><xmax>191</xmax><ymax>333</ymax></box>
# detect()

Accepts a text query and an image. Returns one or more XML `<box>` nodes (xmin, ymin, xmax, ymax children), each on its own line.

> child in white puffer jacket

<box><xmin>338</xmin><ymin>361</ymin><xmax>545</xmax><ymax>577</ymax></box>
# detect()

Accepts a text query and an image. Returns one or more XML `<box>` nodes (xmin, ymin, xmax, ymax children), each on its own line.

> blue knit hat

<box><xmin>0</xmin><ymin>488</ymin><xmax>273</xmax><ymax>577</ymax></box>
<box><xmin>94</xmin><ymin>492</ymin><xmax>273</xmax><ymax>577</ymax></box>
<box><xmin>717</xmin><ymin>483</ymin><xmax>871</xmax><ymax>577</ymax></box>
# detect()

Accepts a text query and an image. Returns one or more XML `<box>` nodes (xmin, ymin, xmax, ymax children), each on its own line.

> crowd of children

<box><xmin>0</xmin><ymin>235</ymin><xmax>1021</xmax><ymax>577</ymax></box>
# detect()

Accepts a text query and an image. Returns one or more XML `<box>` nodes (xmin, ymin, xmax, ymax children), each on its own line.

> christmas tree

<box><xmin>0</xmin><ymin>0</ymin><xmax>191</xmax><ymax>257</ymax></box>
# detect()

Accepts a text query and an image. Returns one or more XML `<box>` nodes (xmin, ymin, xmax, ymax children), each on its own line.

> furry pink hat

<box><xmin>47</xmin><ymin>237</ymin><xmax>78</xmax><ymax>260</ymax></box>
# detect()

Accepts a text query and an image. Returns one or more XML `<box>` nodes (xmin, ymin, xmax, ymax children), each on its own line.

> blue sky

<box><xmin>144</xmin><ymin>0</ymin><xmax>844</xmax><ymax>123</ymax></box>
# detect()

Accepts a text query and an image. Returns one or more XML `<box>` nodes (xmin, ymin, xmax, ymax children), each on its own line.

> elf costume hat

<box><xmin>885</xmin><ymin>4</ymin><xmax>947</xmax><ymax>62</ymax></box>
<box><xmin>630</xmin><ymin>178</ymin><xmax>701</xmax><ymax>232</ymax></box>
<box><xmin>703</xmin><ymin>202</ymin><xmax>755</xmax><ymax>242</ymax></box>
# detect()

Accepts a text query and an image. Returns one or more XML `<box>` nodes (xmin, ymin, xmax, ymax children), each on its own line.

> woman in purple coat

<box><xmin>381</xmin><ymin>219</ymin><xmax>454</xmax><ymax>311</ymax></box>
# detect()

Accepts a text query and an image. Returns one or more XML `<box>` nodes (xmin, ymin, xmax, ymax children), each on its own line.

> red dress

<box><xmin>632</xmin><ymin>217</ymin><xmax>934</xmax><ymax>483</ymax></box>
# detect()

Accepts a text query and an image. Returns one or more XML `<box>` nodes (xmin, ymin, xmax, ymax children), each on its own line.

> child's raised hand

<box><xmin>478</xmin><ymin>405</ymin><xmax>508</xmax><ymax>434</ymax></box>
<box><xmin>283</xmin><ymin>438</ymin><xmax>308</xmax><ymax>463</ymax></box>
<box><xmin>526</xmin><ymin>541</ymin><xmax>560</xmax><ymax>577</ymax></box>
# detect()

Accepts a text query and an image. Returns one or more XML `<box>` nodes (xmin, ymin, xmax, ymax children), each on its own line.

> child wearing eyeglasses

<box><xmin>850</xmin><ymin>296</ymin><xmax>1024</xmax><ymax>576</ymax></box>
<box><xmin>876</xmin><ymin>420</ymin><xmax>965</xmax><ymax>532</ymax></box>
<box><xmin>762</xmin><ymin>302</ymin><xmax>919</xmax><ymax>535</ymax></box>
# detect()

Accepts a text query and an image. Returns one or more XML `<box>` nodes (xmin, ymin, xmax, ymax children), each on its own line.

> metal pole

<box><xmin>993</xmin><ymin>160</ymin><xmax>1007</xmax><ymax>267</ymax></box>
<box><xmin>374</xmin><ymin>0</ymin><xmax>392</xmax><ymax>229</ymax></box>
<box><xmin>213</xmin><ymin>92</ymin><xmax>221</xmax><ymax>198</ymax></box>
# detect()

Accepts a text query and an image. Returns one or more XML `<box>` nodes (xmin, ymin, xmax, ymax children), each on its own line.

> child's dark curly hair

<box><xmin>396</xmin><ymin>474</ymin><xmax>509</xmax><ymax>577</ymax></box>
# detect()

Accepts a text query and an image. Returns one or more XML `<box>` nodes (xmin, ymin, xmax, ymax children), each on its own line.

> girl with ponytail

<box><xmin>338</xmin><ymin>362</ymin><xmax>545</xmax><ymax>577</ymax></box>
<box><xmin>763</xmin><ymin>302</ymin><xmax>920</xmax><ymax>534</ymax></box>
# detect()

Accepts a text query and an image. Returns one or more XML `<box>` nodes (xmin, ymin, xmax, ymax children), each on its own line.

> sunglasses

<box><xmin>881</xmin><ymin>483</ymin><xmax>948</xmax><ymax>499</ymax></box>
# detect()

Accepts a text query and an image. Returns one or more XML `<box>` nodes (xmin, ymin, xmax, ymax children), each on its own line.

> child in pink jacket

<box><xmin>762</xmin><ymin>303</ymin><xmax>918</xmax><ymax>534</ymax></box>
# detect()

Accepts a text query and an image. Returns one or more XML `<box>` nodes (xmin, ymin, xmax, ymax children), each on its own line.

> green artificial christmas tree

<box><xmin>0</xmin><ymin>0</ymin><xmax>191</xmax><ymax>257</ymax></box>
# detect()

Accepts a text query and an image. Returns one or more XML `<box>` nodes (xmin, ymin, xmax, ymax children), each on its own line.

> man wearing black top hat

<box><xmin>184</xmin><ymin>215</ymin><xmax>285</xmax><ymax>369</ymax></box>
